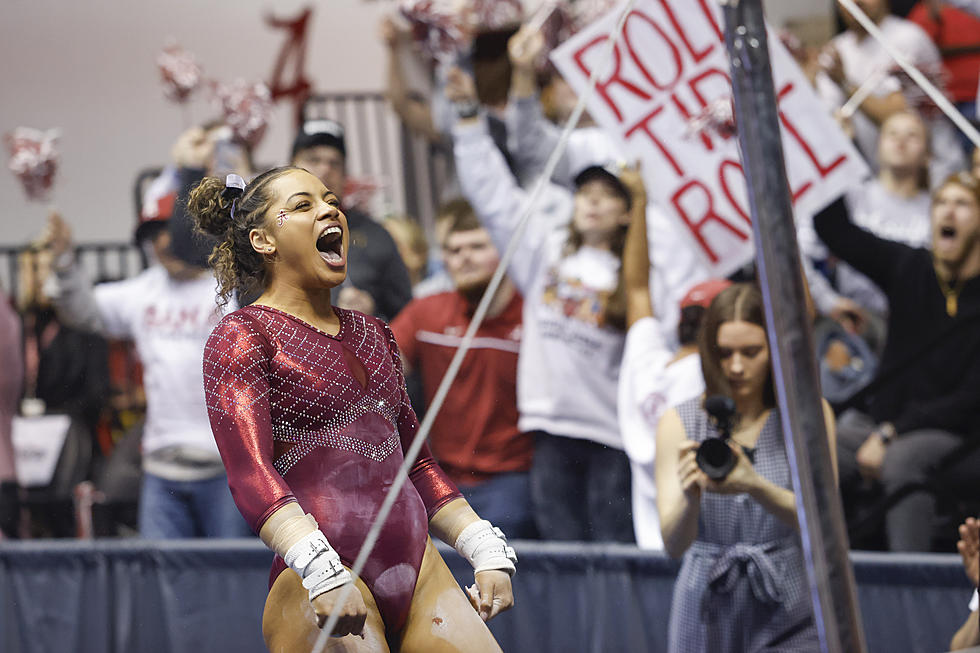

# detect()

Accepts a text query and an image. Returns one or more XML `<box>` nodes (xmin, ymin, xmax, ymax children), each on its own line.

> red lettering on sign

<box><xmin>777</xmin><ymin>83</ymin><xmax>847</xmax><ymax>179</ymax></box>
<box><xmin>622</xmin><ymin>10</ymin><xmax>683</xmax><ymax>91</ymax></box>
<box><xmin>671</xmin><ymin>179</ymin><xmax>750</xmax><ymax>263</ymax></box>
<box><xmin>625</xmin><ymin>105</ymin><xmax>684</xmax><ymax>177</ymax></box>
<box><xmin>573</xmin><ymin>37</ymin><xmax>653</xmax><ymax>123</ymax></box>
<box><xmin>657</xmin><ymin>0</ymin><xmax>720</xmax><ymax>63</ymax></box>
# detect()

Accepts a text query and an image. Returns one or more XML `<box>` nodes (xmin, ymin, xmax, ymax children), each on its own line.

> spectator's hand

<box><xmin>508</xmin><ymin>25</ymin><xmax>545</xmax><ymax>70</ymax></box>
<box><xmin>856</xmin><ymin>433</ymin><xmax>886</xmax><ymax>480</ymax></box>
<box><xmin>171</xmin><ymin>126</ymin><xmax>214</xmax><ymax>169</ymax></box>
<box><xmin>619</xmin><ymin>163</ymin><xmax>647</xmax><ymax>208</ymax></box>
<box><xmin>957</xmin><ymin>517</ymin><xmax>979</xmax><ymax>587</ymax></box>
<box><xmin>38</xmin><ymin>211</ymin><xmax>73</xmax><ymax>260</ymax></box>
<box><xmin>830</xmin><ymin>297</ymin><xmax>867</xmax><ymax>334</ymax></box>
<box><xmin>468</xmin><ymin>570</ymin><xmax>514</xmax><ymax>621</ymax></box>
<box><xmin>337</xmin><ymin>286</ymin><xmax>377</xmax><ymax>316</ymax></box>
<box><xmin>677</xmin><ymin>440</ymin><xmax>704</xmax><ymax>501</ymax></box>
<box><xmin>833</xmin><ymin>108</ymin><xmax>856</xmax><ymax>140</ymax></box>
<box><xmin>379</xmin><ymin>15</ymin><xmax>405</xmax><ymax>49</ymax></box>
<box><xmin>818</xmin><ymin>45</ymin><xmax>846</xmax><ymax>87</ymax></box>
<box><xmin>700</xmin><ymin>442</ymin><xmax>760</xmax><ymax>495</ymax></box>
<box><xmin>445</xmin><ymin>67</ymin><xmax>478</xmax><ymax>106</ymax></box>
<box><xmin>310</xmin><ymin>583</ymin><xmax>367</xmax><ymax>636</ymax></box>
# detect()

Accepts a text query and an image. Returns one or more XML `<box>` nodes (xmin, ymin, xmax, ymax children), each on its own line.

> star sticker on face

<box><xmin>276</xmin><ymin>209</ymin><xmax>289</xmax><ymax>227</ymax></box>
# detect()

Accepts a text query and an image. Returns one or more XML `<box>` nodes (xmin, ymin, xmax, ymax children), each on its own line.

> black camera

<box><xmin>696</xmin><ymin>395</ymin><xmax>738</xmax><ymax>481</ymax></box>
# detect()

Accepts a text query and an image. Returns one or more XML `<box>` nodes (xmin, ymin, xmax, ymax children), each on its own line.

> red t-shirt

<box><xmin>908</xmin><ymin>3</ymin><xmax>980</xmax><ymax>102</ymax></box>
<box><xmin>391</xmin><ymin>290</ymin><xmax>531</xmax><ymax>485</ymax></box>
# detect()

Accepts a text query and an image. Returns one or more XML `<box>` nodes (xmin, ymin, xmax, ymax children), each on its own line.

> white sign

<box><xmin>551</xmin><ymin>0</ymin><xmax>869</xmax><ymax>276</ymax></box>
<box><xmin>12</xmin><ymin>414</ymin><xmax>70</xmax><ymax>487</ymax></box>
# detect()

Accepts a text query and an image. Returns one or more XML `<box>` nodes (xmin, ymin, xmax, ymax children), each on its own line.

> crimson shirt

<box><xmin>908</xmin><ymin>3</ymin><xmax>980</xmax><ymax>102</ymax></box>
<box><xmin>391</xmin><ymin>291</ymin><xmax>531</xmax><ymax>485</ymax></box>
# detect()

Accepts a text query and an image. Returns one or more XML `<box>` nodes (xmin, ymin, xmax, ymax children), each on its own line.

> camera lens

<box><xmin>696</xmin><ymin>439</ymin><xmax>737</xmax><ymax>480</ymax></box>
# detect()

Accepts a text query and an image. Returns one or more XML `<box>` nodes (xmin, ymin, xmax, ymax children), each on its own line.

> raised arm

<box><xmin>505</xmin><ymin>25</ymin><xmax>560</xmax><ymax>183</ymax></box>
<box><xmin>39</xmin><ymin>212</ymin><xmax>120</xmax><ymax>337</ymax></box>
<box><xmin>812</xmin><ymin>195</ymin><xmax>912</xmax><ymax>294</ymax></box>
<box><xmin>380</xmin><ymin>15</ymin><xmax>443</xmax><ymax>143</ymax></box>
<box><xmin>621</xmin><ymin>166</ymin><xmax>652</xmax><ymax>328</ymax></box>
<box><xmin>449</xmin><ymin>67</ymin><xmax>569</xmax><ymax>293</ymax></box>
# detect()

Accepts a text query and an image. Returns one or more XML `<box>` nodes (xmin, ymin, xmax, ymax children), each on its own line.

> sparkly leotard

<box><xmin>202</xmin><ymin>305</ymin><xmax>461</xmax><ymax>633</ymax></box>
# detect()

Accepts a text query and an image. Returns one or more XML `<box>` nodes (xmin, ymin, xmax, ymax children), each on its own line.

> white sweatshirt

<box><xmin>454</xmin><ymin>119</ymin><xmax>626</xmax><ymax>449</ymax></box>
<box><xmin>618</xmin><ymin>317</ymin><xmax>704</xmax><ymax>549</ymax></box>
<box><xmin>49</xmin><ymin>263</ymin><xmax>227</xmax><ymax>459</ymax></box>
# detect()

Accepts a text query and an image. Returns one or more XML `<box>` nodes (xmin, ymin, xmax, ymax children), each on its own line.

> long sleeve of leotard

<box><xmin>203</xmin><ymin>312</ymin><xmax>297</xmax><ymax>532</ymax></box>
<box><xmin>380</xmin><ymin>320</ymin><xmax>462</xmax><ymax>519</ymax></box>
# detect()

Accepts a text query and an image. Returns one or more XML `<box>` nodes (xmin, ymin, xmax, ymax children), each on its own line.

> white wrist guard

<box><xmin>283</xmin><ymin>529</ymin><xmax>353</xmax><ymax>601</ymax></box>
<box><xmin>454</xmin><ymin>520</ymin><xmax>517</xmax><ymax>576</ymax></box>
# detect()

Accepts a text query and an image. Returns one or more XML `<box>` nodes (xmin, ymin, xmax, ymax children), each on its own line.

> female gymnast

<box><xmin>189</xmin><ymin>166</ymin><xmax>516</xmax><ymax>652</ymax></box>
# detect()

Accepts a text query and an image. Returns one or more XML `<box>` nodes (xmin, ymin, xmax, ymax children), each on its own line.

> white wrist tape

<box><xmin>283</xmin><ymin>529</ymin><xmax>353</xmax><ymax>600</ymax></box>
<box><xmin>454</xmin><ymin>520</ymin><xmax>517</xmax><ymax>576</ymax></box>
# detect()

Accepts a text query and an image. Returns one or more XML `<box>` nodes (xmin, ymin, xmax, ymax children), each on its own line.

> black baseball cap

<box><xmin>573</xmin><ymin>163</ymin><xmax>632</xmax><ymax>210</ymax></box>
<box><xmin>291</xmin><ymin>118</ymin><xmax>346</xmax><ymax>160</ymax></box>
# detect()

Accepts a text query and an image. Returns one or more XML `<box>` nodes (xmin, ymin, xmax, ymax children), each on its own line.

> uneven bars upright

<box><xmin>721</xmin><ymin>2</ymin><xmax>867</xmax><ymax>652</ymax></box>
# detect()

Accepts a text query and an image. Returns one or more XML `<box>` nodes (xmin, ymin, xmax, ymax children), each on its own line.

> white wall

<box><xmin>0</xmin><ymin>0</ymin><xmax>392</xmax><ymax>247</ymax></box>
<box><xmin>0</xmin><ymin>0</ymin><xmax>829</xmax><ymax>248</ymax></box>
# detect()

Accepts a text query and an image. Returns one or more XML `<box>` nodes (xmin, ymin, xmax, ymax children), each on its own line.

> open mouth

<box><xmin>939</xmin><ymin>226</ymin><xmax>957</xmax><ymax>239</ymax></box>
<box><xmin>316</xmin><ymin>224</ymin><xmax>344</xmax><ymax>267</ymax></box>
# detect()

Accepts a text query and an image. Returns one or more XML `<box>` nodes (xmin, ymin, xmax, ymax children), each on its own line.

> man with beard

<box><xmin>391</xmin><ymin>199</ymin><xmax>535</xmax><ymax>538</ymax></box>
<box><xmin>815</xmin><ymin>171</ymin><xmax>980</xmax><ymax>551</ymax></box>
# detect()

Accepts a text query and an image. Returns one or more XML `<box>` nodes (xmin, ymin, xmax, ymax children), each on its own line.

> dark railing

<box><xmin>0</xmin><ymin>243</ymin><xmax>145</xmax><ymax>306</ymax></box>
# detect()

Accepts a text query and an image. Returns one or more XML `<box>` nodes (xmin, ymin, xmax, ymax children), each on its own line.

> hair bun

<box><xmin>188</xmin><ymin>176</ymin><xmax>234</xmax><ymax>237</ymax></box>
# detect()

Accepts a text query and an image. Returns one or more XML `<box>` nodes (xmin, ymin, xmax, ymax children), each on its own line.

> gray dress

<box><xmin>667</xmin><ymin>398</ymin><xmax>818</xmax><ymax>652</ymax></box>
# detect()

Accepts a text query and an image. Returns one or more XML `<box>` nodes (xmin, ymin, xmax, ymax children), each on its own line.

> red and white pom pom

<box><xmin>470</xmin><ymin>0</ymin><xmax>523</xmax><ymax>31</ymax></box>
<box><xmin>212</xmin><ymin>79</ymin><xmax>274</xmax><ymax>148</ymax></box>
<box><xmin>5</xmin><ymin>127</ymin><xmax>60</xmax><ymax>202</ymax></box>
<box><xmin>157</xmin><ymin>43</ymin><xmax>202</xmax><ymax>104</ymax></box>
<box><xmin>342</xmin><ymin>175</ymin><xmax>384</xmax><ymax>214</ymax></box>
<box><xmin>399</xmin><ymin>0</ymin><xmax>472</xmax><ymax>62</ymax></box>
<box><xmin>684</xmin><ymin>98</ymin><xmax>737</xmax><ymax>142</ymax></box>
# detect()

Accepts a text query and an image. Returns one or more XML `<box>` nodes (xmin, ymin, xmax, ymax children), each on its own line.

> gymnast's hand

<box><xmin>468</xmin><ymin>570</ymin><xmax>514</xmax><ymax>622</ymax></box>
<box><xmin>311</xmin><ymin>583</ymin><xmax>368</xmax><ymax>637</ymax></box>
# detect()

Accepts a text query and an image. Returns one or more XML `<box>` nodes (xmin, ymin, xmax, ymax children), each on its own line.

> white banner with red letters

<box><xmin>550</xmin><ymin>0</ymin><xmax>869</xmax><ymax>276</ymax></box>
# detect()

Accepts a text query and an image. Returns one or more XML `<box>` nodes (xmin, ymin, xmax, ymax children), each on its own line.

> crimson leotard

<box><xmin>202</xmin><ymin>305</ymin><xmax>461</xmax><ymax>633</ymax></box>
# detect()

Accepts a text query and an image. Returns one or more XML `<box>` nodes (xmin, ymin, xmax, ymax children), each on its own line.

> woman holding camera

<box><xmin>655</xmin><ymin>283</ymin><xmax>837</xmax><ymax>652</ymax></box>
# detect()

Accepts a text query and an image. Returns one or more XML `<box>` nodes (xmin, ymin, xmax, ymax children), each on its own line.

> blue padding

<box><xmin>0</xmin><ymin>540</ymin><xmax>972</xmax><ymax>652</ymax></box>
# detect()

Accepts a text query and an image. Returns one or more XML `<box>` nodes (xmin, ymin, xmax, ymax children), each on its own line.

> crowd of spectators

<box><xmin>1</xmin><ymin>3</ymin><xmax>979</xmax><ymax>634</ymax></box>
<box><xmin>1</xmin><ymin>0</ymin><xmax>978</xmax><ymax>646</ymax></box>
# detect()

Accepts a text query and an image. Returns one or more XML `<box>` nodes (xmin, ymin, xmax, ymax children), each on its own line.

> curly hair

<box><xmin>187</xmin><ymin>166</ymin><xmax>301</xmax><ymax>305</ymax></box>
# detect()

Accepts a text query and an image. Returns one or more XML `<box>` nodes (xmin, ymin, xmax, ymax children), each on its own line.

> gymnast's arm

<box><xmin>203</xmin><ymin>314</ymin><xmax>366</xmax><ymax>634</ymax></box>
<box><xmin>382</xmin><ymin>321</ymin><xmax>516</xmax><ymax>621</ymax></box>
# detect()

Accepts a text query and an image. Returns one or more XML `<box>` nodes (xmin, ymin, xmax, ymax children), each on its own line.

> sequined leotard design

<box><xmin>203</xmin><ymin>305</ymin><xmax>461</xmax><ymax>633</ymax></box>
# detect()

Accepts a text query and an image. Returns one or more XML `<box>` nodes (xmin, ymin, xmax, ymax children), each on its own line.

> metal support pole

<box><xmin>721</xmin><ymin>2</ymin><xmax>867</xmax><ymax>652</ymax></box>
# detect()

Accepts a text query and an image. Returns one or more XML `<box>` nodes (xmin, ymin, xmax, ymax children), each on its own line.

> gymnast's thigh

<box><xmin>398</xmin><ymin>538</ymin><xmax>502</xmax><ymax>653</ymax></box>
<box><xmin>262</xmin><ymin>567</ymin><xmax>389</xmax><ymax>653</ymax></box>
